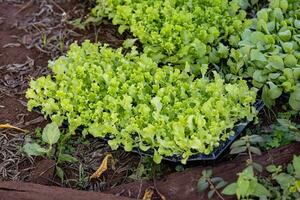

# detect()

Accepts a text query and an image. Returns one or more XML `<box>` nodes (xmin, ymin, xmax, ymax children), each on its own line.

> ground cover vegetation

<box><xmin>198</xmin><ymin>122</ymin><xmax>300</xmax><ymax>199</ymax></box>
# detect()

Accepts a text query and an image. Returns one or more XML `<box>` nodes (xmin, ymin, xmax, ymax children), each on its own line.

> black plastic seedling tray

<box><xmin>131</xmin><ymin>100</ymin><xmax>265</xmax><ymax>162</ymax></box>
<box><xmin>33</xmin><ymin>100</ymin><xmax>264</xmax><ymax>162</ymax></box>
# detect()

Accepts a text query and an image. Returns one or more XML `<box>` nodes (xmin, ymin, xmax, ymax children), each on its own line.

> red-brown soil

<box><xmin>0</xmin><ymin>0</ymin><xmax>126</xmax><ymax>129</ymax></box>
<box><xmin>0</xmin><ymin>1</ymin><xmax>48</xmax><ymax>129</ymax></box>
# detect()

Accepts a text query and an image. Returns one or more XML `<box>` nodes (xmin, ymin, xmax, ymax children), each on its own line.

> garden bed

<box><xmin>1</xmin><ymin>143</ymin><xmax>299</xmax><ymax>200</ymax></box>
<box><xmin>0</xmin><ymin>0</ymin><xmax>300</xmax><ymax>200</ymax></box>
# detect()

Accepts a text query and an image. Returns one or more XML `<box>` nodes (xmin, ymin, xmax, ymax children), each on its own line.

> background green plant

<box><xmin>91</xmin><ymin>0</ymin><xmax>251</xmax><ymax>73</ymax></box>
<box><xmin>199</xmin><ymin>133</ymin><xmax>300</xmax><ymax>199</ymax></box>
<box><xmin>227</xmin><ymin>0</ymin><xmax>300</xmax><ymax>110</ymax></box>
<box><xmin>229</xmin><ymin>134</ymin><xmax>264</xmax><ymax>172</ymax></box>
<box><xmin>197</xmin><ymin>169</ymin><xmax>227</xmax><ymax>199</ymax></box>
<box><xmin>260</xmin><ymin>118</ymin><xmax>300</xmax><ymax>149</ymax></box>
<box><xmin>222</xmin><ymin>156</ymin><xmax>300</xmax><ymax>199</ymax></box>
<box><xmin>23</xmin><ymin>122</ymin><xmax>78</xmax><ymax>181</ymax></box>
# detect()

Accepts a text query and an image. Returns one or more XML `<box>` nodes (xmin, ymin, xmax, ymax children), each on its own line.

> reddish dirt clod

<box><xmin>30</xmin><ymin>159</ymin><xmax>56</xmax><ymax>185</ymax></box>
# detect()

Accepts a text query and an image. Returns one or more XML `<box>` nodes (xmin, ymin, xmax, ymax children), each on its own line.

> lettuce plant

<box><xmin>90</xmin><ymin>0</ymin><xmax>251</xmax><ymax>73</ymax></box>
<box><xmin>26</xmin><ymin>41</ymin><xmax>257</xmax><ymax>163</ymax></box>
<box><xmin>227</xmin><ymin>0</ymin><xmax>300</xmax><ymax>110</ymax></box>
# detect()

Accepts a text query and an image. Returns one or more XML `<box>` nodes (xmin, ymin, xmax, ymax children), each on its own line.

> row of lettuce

<box><xmin>26</xmin><ymin>0</ymin><xmax>300</xmax><ymax>163</ymax></box>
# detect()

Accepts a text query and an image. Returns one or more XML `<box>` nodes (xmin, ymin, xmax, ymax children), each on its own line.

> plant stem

<box><xmin>47</xmin><ymin>145</ymin><xmax>53</xmax><ymax>158</ymax></box>
<box><xmin>207</xmin><ymin>178</ymin><xmax>225</xmax><ymax>200</ymax></box>
<box><xmin>247</xmin><ymin>142</ymin><xmax>253</xmax><ymax>165</ymax></box>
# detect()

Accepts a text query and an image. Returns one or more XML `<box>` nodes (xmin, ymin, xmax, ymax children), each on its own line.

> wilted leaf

<box><xmin>175</xmin><ymin>165</ymin><xmax>184</xmax><ymax>172</ymax></box>
<box><xmin>142</xmin><ymin>187</ymin><xmax>154</xmax><ymax>200</ymax></box>
<box><xmin>153</xmin><ymin>150</ymin><xmax>163</xmax><ymax>164</ymax></box>
<box><xmin>90</xmin><ymin>154</ymin><xmax>113</xmax><ymax>179</ymax></box>
<box><xmin>0</xmin><ymin>124</ymin><xmax>27</xmax><ymax>133</ymax></box>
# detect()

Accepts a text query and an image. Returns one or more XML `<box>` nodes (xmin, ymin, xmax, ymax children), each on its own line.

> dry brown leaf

<box><xmin>142</xmin><ymin>186</ymin><xmax>166</xmax><ymax>200</ymax></box>
<box><xmin>0</xmin><ymin>124</ymin><xmax>27</xmax><ymax>133</ymax></box>
<box><xmin>142</xmin><ymin>187</ymin><xmax>154</xmax><ymax>200</ymax></box>
<box><xmin>90</xmin><ymin>154</ymin><xmax>113</xmax><ymax>180</ymax></box>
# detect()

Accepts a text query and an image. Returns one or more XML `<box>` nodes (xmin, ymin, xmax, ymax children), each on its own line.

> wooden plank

<box><xmin>0</xmin><ymin>181</ymin><xmax>133</xmax><ymax>200</ymax></box>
